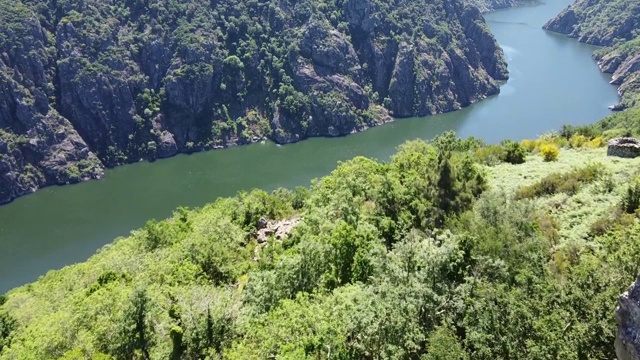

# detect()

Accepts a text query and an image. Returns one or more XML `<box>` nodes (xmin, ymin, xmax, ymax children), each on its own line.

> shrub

<box><xmin>500</xmin><ymin>140</ymin><xmax>527</xmax><ymax>164</ymax></box>
<box><xmin>586</xmin><ymin>136</ymin><xmax>605</xmax><ymax>148</ymax></box>
<box><xmin>520</xmin><ymin>139</ymin><xmax>538</xmax><ymax>152</ymax></box>
<box><xmin>569</xmin><ymin>134</ymin><xmax>587</xmax><ymax>148</ymax></box>
<box><xmin>536</xmin><ymin>213</ymin><xmax>559</xmax><ymax>244</ymax></box>
<box><xmin>475</xmin><ymin>145</ymin><xmax>505</xmax><ymax>166</ymax></box>
<box><xmin>560</xmin><ymin>124</ymin><xmax>599</xmax><ymax>139</ymax></box>
<box><xmin>622</xmin><ymin>180</ymin><xmax>640</xmax><ymax>214</ymax></box>
<box><xmin>589</xmin><ymin>209</ymin><xmax>636</xmax><ymax>236</ymax></box>
<box><xmin>540</xmin><ymin>144</ymin><xmax>559</xmax><ymax>162</ymax></box>
<box><xmin>515</xmin><ymin>164</ymin><xmax>602</xmax><ymax>199</ymax></box>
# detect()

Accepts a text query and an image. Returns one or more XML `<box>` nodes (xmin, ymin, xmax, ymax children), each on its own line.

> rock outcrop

<box><xmin>543</xmin><ymin>0</ymin><xmax>640</xmax><ymax>47</ymax></box>
<box><xmin>595</xmin><ymin>41</ymin><xmax>640</xmax><ymax>110</ymax></box>
<box><xmin>255</xmin><ymin>217</ymin><xmax>302</xmax><ymax>243</ymax></box>
<box><xmin>607</xmin><ymin>137</ymin><xmax>640</xmax><ymax>158</ymax></box>
<box><xmin>616</xmin><ymin>273</ymin><xmax>640</xmax><ymax>360</ymax></box>
<box><xmin>463</xmin><ymin>0</ymin><xmax>528</xmax><ymax>13</ymax></box>
<box><xmin>0</xmin><ymin>0</ymin><xmax>508</xmax><ymax>204</ymax></box>
<box><xmin>544</xmin><ymin>0</ymin><xmax>640</xmax><ymax>110</ymax></box>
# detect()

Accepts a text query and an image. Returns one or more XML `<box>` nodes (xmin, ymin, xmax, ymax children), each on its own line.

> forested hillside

<box><xmin>544</xmin><ymin>0</ymin><xmax>640</xmax><ymax>110</ymax></box>
<box><xmin>0</xmin><ymin>0</ymin><xmax>508</xmax><ymax>204</ymax></box>
<box><xmin>464</xmin><ymin>0</ymin><xmax>535</xmax><ymax>13</ymax></box>
<box><xmin>1</xmin><ymin>130</ymin><xmax>640</xmax><ymax>359</ymax></box>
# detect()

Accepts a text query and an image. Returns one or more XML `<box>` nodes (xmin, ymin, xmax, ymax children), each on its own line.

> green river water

<box><xmin>0</xmin><ymin>0</ymin><xmax>621</xmax><ymax>292</ymax></box>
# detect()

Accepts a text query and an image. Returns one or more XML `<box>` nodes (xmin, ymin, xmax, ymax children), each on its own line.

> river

<box><xmin>0</xmin><ymin>0</ymin><xmax>620</xmax><ymax>293</ymax></box>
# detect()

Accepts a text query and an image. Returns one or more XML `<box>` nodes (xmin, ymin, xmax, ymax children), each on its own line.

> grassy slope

<box><xmin>489</xmin><ymin>147</ymin><xmax>640</xmax><ymax>243</ymax></box>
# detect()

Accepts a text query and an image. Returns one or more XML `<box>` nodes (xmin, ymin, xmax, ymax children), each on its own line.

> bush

<box><xmin>520</xmin><ymin>139</ymin><xmax>538</xmax><ymax>152</ymax></box>
<box><xmin>589</xmin><ymin>209</ymin><xmax>636</xmax><ymax>236</ymax></box>
<box><xmin>586</xmin><ymin>136</ymin><xmax>606</xmax><ymax>148</ymax></box>
<box><xmin>540</xmin><ymin>144</ymin><xmax>559</xmax><ymax>162</ymax></box>
<box><xmin>569</xmin><ymin>134</ymin><xmax>587</xmax><ymax>148</ymax></box>
<box><xmin>622</xmin><ymin>180</ymin><xmax>640</xmax><ymax>214</ymax></box>
<box><xmin>500</xmin><ymin>140</ymin><xmax>527</xmax><ymax>164</ymax></box>
<box><xmin>560</xmin><ymin>124</ymin><xmax>600</xmax><ymax>140</ymax></box>
<box><xmin>515</xmin><ymin>164</ymin><xmax>602</xmax><ymax>199</ymax></box>
<box><xmin>475</xmin><ymin>145</ymin><xmax>505</xmax><ymax>166</ymax></box>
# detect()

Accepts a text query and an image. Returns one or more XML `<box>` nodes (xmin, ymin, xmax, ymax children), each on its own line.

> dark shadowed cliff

<box><xmin>0</xmin><ymin>0</ymin><xmax>509</xmax><ymax>204</ymax></box>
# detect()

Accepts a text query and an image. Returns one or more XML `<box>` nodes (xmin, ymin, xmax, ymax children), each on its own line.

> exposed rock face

<box><xmin>256</xmin><ymin>218</ymin><xmax>301</xmax><ymax>243</ymax></box>
<box><xmin>616</xmin><ymin>272</ymin><xmax>640</xmax><ymax>360</ymax></box>
<box><xmin>0</xmin><ymin>4</ymin><xmax>104</xmax><ymax>204</ymax></box>
<box><xmin>607</xmin><ymin>137</ymin><xmax>640</xmax><ymax>158</ymax></box>
<box><xmin>463</xmin><ymin>0</ymin><xmax>528</xmax><ymax>13</ymax></box>
<box><xmin>543</xmin><ymin>0</ymin><xmax>640</xmax><ymax>47</ymax></box>
<box><xmin>545</xmin><ymin>0</ymin><xmax>640</xmax><ymax>110</ymax></box>
<box><xmin>595</xmin><ymin>44</ymin><xmax>640</xmax><ymax>110</ymax></box>
<box><xmin>0</xmin><ymin>0</ymin><xmax>508</xmax><ymax>204</ymax></box>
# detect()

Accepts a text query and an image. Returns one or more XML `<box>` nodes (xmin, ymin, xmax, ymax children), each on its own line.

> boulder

<box><xmin>616</xmin><ymin>272</ymin><xmax>640</xmax><ymax>360</ymax></box>
<box><xmin>607</xmin><ymin>138</ymin><xmax>640</xmax><ymax>158</ymax></box>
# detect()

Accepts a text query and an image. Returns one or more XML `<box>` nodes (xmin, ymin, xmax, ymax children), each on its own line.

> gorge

<box><xmin>0</xmin><ymin>0</ymin><xmax>620</xmax><ymax>293</ymax></box>
<box><xmin>3</xmin><ymin>0</ymin><xmax>640</xmax><ymax>358</ymax></box>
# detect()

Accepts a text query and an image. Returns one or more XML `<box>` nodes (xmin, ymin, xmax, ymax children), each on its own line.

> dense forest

<box><xmin>0</xmin><ymin>0</ymin><xmax>508</xmax><ymax>204</ymax></box>
<box><xmin>2</xmin><ymin>122</ymin><xmax>640</xmax><ymax>358</ymax></box>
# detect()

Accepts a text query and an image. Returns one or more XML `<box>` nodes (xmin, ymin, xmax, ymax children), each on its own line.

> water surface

<box><xmin>0</xmin><ymin>0</ymin><xmax>620</xmax><ymax>292</ymax></box>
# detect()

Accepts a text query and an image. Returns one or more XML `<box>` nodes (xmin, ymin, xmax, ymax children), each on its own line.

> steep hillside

<box><xmin>543</xmin><ymin>0</ymin><xmax>640</xmax><ymax>46</ymax></box>
<box><xmin>0</xmin><ymin>0</ymin><xmax>508</xmax><ymax>204</ymax></box>
<box><xmin>464</xmin><ymin>0</ymin><xmax>528</xmax><ymax>13</ymax></box>
<box><xmin>1</xmin><ymin>133</ymin><xmax>639</xmax><ymax>359</ymax></box>
<box><xmin>544</xmin><ymin>0</ymin><xmax>640</xmax><ymax>110</ymax></box>
<box><xmin>594</xmin><ymin>37</ymin><xmax>640</xmax><ymax>110</ymax></box>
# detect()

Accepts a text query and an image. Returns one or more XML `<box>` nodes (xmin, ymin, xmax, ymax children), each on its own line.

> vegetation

<box><xmin>544</xmin><ymin>0</ymin><xmax>640</xmax><ymax>46</ymax></box>
<box><xmin>545</xmin><ymin>0</ymin><xmax>640</xmax><ymax>109</ymax></box>
<box><xmin>515</xmin><ymin>164</ymin><xmax>602</xmax><ymax>199</ymax></box>
<box><xmin>2</xmin><ymin>131</ymin><xmax>640</xmax><ymax>359</ymax></box>
<box><xmin>539</xmin><ymin>143</ymin><xmax>560</xmax><ymax>162</ymax></box>
<box><xmin>3</xmin><ymin>0</ymin><xmax>640</xmax><ymax>357</ymax></box>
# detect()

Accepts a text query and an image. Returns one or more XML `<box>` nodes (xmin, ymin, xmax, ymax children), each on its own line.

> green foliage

<box><xmin>515</xmin><ymin>164</ymin><xmax>603</xmax><ymax>199</ymax></box>
<box><xmin>112</xmin><ymin>289</ymin><xmax>154</xmax><ymax>359</ymax></box>
<box><xmin>589</xmin><ymin>103</ymin><xmax>640</xmax><ymax>137</ymax></box>
<box><xmin>500</xmin><ymin>140</ymin><xmax>527</xmax><ymax>164</ymax></box>
<box><xmin>423</xmin><ymin>323</ymin><xmax>468</xmax><ymax>360</ymax></box>
<box><xmin>547</xmin><ymin>0</ymin><xmax>640</xmax><ymax>46</ymax></box>
<box><xmin>622</xmin><ymin>178</ymin><xmax>640</xmax><ymax>213</ymax></box>
<box><xmin>3</xmin><ymin>138</ymin><xmax>640</xmax><ymax>359</ymax></box>
<box><xmin>0</xmin><ymin>310</ymin><xmax>16</xmax><ymax>351</ymax></box>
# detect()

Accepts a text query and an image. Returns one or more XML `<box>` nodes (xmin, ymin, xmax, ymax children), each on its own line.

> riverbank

<box><xmin>2</xmin><ymin>134</ymin><xmax>640</xmax><ymax>358</ymax></box>
<box><xmin>0</xmin><ymin>0</ymin><xmax>620</xmax><ymax>293</ymax></box>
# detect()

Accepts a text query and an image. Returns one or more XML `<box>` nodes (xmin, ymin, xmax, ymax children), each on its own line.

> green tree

<box><xmin>114</xmin><ymin>289</ymin><xmax>154</xmax><ymax>360</ymax></box>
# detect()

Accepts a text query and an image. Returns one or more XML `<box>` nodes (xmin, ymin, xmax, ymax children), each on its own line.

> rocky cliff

<box><xmin>464</xmin><ymin>0</ymin><xmax>527</xmax><ymax>13</ymax></box>
<box><xmin>544</xmin><ymin>0</ymin><xmax>640</xmax><ymax>111</ymax></box>
<box><xmin>543</xmin><ymin>0</ymin><xmax>640</xmax><ymax>47</ymax></box>
<box><xmin>595</xmin><ymin>37</ymin><xmax>640</xmax><ymax>110</ymax></box>
<box><xmin>616</xmin><ymin>273</ymin><xmax>640</xmax><ymax>360</ymax></box>
<box><xmin>0</xmin><ymin>0</ymin><xmax>508</xmax><ymax>204</ymax></box>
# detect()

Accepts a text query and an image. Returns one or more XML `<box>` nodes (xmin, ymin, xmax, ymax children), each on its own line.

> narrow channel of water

<box><xmin>0</xmin><ymin>0</ymin><xmax>620</xmax><ymax>293</ymax></box>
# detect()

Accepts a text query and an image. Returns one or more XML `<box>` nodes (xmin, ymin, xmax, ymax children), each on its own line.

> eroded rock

<box><xmin>256</xmin><ymin>218</ymin><xmax>302</xmax><ymax>243</ymax></box>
